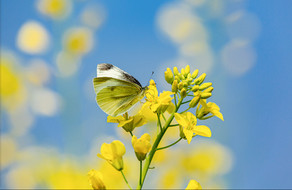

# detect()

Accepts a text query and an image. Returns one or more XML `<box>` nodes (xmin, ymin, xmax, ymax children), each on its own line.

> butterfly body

<box><xmin>93</xmin><ymin>63</ymin><xmax>146</xmax><ymax>116</ymax></box>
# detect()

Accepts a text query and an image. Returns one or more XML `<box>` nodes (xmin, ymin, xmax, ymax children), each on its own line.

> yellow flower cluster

<box><xmin>89</xmin><ymin>65</ymin><xmax>224</xmax><ymax>190</ymax></box>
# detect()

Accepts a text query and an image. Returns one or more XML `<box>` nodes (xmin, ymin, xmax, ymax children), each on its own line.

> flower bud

<box><xmin>132</xmin><ymin>134</ymin><xmax>151</xmax><ymax>161</ymax></box>
<box><xmin>191</xmin><ymin>69</ymin><xmax>199</xmax><ymax>78</ymax></box>
<box><xmin>181</xmin><ymin>68</ymin><xmax>186</xmax><ymax>76</ymax></box>
<box><xmin>200</xmin><ymin>92</ymin><xmax>212</xmax><ymax>99</ymax></box>
<box><xmin>179</xmin><ymin>73</ymin><xmax>185</xmax><ymax>80</ymax></box>
<box><xmin>191</xmin><ymin>85</ymin><xmax>199</xmax><ymax>92</ymax></box>
<box><xmin>173</xmin><ymin>66</ymin><xmax>179</xmax><ymax>75</ymax></box>
<box><xmin>185</xmin><ymin>65</ymin><xmax>190</xmax><ymax>75</ymax></box>
<box><xmin>172</xmin><ymin>80</ymin><xmax>178</xmax><ymax>93</ymax></box>
<box><xmin>164</xmin><ymin>68</ymin><xmax>174</xmax><ymax>84</ymax></box>
<box><xmin>180</xmin><ymin>88</ymin><xmax>187</xmax><ymax>98</ymax></box>
<box><xmin>174</xmin><ymin>76</ymin><xmax>180</xmax><ymax>82</ymax></box>
<box><xmin>189</xmin><ymin>96</ymin><xmax>200</xmax><ymax>108</ymax></box>
<box><xmin>88</xmin><ymin>170</ymin><xmax>106</xmax><ymax>190</ymax></box>
<box><xmin>199</xmin><ymin>82</ymin><xmax>212</xmax><ymax>90</ymax></box>
<box><xmin>178</xmin><ymin>81</ymin><xmax>184</xmax><ymax>90</ymax></box>
<box><xmin>183</xmin><ymin>81</ymin><xmax>188</xmax><ymax>87</ymax></box>
<box><xmin>194</xmin><ymin>73</ymin><xmax>206</xmax><ymax>85</ymax></box>
<box><xmin>204</xmin><ymin>86</ymin><xmax>214</xmax><ymax>93</ymax></box>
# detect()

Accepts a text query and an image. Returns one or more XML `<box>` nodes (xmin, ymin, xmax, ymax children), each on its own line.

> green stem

<box><xmin>156</xmin><ymin>138</ymin><xmax>182</xmax><ymax>151</ymax></box>
<box><xmin>161</xmin><ymin>113</ymin><xmax>166</xmax><ymax>122</ymax></box>
<box><xmin>137</xmin><ymin>98</ymin><xmax>183</xmax><ymax>190</ymax></box>
<box><xmin>130</xmin><ymin>131</ymin><xmax>133</xmax><ymax>136</ymax></box>
<box><xmin>180</xmin><ymin>107</ymin><xmax>191</xmax><ymax>114</ymax></box>
<box><xmin>174</xmin><ymin>94</ymin><xmax>177</xmax><ymax>107</ymax></box>
<box><xmin>121</xmin><ymin>170</ymin><xmax>132</xmax><ymax>190</ymax></box>
<box><xmin>181</xmin><ymin>100</ymin><xmax>192</xmax><ymax>105</ymax></box>
<box><xmin>169</xmin><ymin>124</ymin><xmax>179</xmax><ymax>127</ymax></box>
<box><xmin>157</xmin><ymin>113</ymin><xmax>162</xmax><ymax>132</ymax></box>
<box><xmin>139</xmin><ymin>161</ymin><xmax>142</xmax><ymax>187</ymax></box>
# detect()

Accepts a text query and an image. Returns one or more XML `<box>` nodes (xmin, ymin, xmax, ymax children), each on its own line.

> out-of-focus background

<box><xmin>1</xmin><ymin>0</ymin><xmax>292</xmax><ymax>189</ymax></box>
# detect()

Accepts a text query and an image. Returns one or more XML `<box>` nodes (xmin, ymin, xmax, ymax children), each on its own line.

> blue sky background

<box><xmin>1</xmin><ymin>0</ymin><xmax>292</xmax><ymax>189</ymax></box>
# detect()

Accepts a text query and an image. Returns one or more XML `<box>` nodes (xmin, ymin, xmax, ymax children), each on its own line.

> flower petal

<box><xmin>174</xmin><ymin>113</ymin><xmax>188</xmax><ymax>127</ymax></box>
<box><xmin>107</xmin><ymin>115</ymin><xmax>124</xmax><ymax>123</ymax></box>
<box><xmin>193</xmin><ymin>125</ymin><xmax>212</xmax><ymax>137</ymax></box>
<box><xmin>183</xmin><ymin>128</ymin><xmax>194</xmax><ymax>144</ymax></box>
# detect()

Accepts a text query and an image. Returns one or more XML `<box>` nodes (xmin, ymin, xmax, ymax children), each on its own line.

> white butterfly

<box><xmin>93</xmin><ymin>63</ymin><xmax>146</xmax><ymax>116</ymax></box>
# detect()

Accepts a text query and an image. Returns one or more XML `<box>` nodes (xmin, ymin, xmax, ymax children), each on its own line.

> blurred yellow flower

<box><xmin>97</xmin><ymin>140</ymin><xmax>126</xmax><ymax>171</ymax></box>
<box><xmin>196</xmin><ymin>100</ymin><xmax>224</xmax><ymax>121</ymax></box>
<box><xmin>63</xmin><ymin>27</ymin><xmax>93</xmax><ymax>55</ymax></box>
<box><xmin>36</xmin><ymin>0</ymin><xmax>72</xmax><ymax>20</ymax></box>
<box><xmin>174</xmin><ymin>112</ymin><xmax>211</xmax><ymax>144</ymax></box>
<box><xmin>0</xmin><ymin>55</ymin><xmax>27</xmax><ymax>111</ymax></box>
<box><xmin>107</xmin><ymin>112</ymin><xmax>147</xmax><ymax>132</ymax></box>
<box><xmin>181</xmin><ymin>141</ymin><xmax>233</xmax><ymax>176</ymax></box>
<box><xmin>186</xmin><ymin>179</ymin><xmax>202</xmax><ymax>190</ymax></box>
<box><xmin>88</xmin><ymin>169</ymin><xmax>106</xmax><ymax>190</ymax></box>
<box><xmin>17</xmin><ymin>21</ymin><xmax>50</xmax><ymax>54</ymax></box>
<box><xmin>144</xmin><ymin>80</ymin><xmax>174</xmax><ymax>113</ymax></box>
<box><xmin>0</xmin><ymin>135</ymin><xmax>18</xmax><ymax>169</ymax></box>
<box><xmin>132</xmin><ymin>133</ymin><xmax>151</xmax><ymax>161</ymax></box>
<box><xmin>159</xmin><ymin>169</ymin><xmax>182</xmax><ymax>189</ymax></box>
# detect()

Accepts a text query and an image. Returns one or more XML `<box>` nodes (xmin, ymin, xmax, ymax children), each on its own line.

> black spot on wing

<box><xmin>98</xmin><ymin>63</ymin><xmax>113</xmax><ymax>70</ymax></box>
<box><xmin>122</xmin><ymin>72</ymin><xmax>142</xmax><ymax>87</ymax></box>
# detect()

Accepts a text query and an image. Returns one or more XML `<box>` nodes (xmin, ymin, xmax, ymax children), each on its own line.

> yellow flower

<box><xmin>144</xmin><ymin>80</ymin><xmax>174</xmax><ymax>113</ymax></box>
<box><xmin>174</xmin><ymin>112</ymin><xmax>211</xmax><ymax>144</ymax></box>
<box><xmin>107</xmin><ymin>112</ymin><xmax>147</xmax><ymax>132</ymax></box>
<box><xmin>36</xmin><ymin>0</ymin><xmax>72</xmax><ymax>20</ymax></box>
<box><xmin>196</xmin><ymin>100</ymin><xmax>224</xmax><ymax>121</ymax></box>
<box><xmin>185</xmin><ymin>179</ymin><xmax>202</xmax><ymax>190</ymax></box>
<box><xmin>97</xmin><ymin>140</ymin><xmax>126</xmax><ymax>171</ymax></box>
<box><xmin>88</xmin><ymin>169</ymin><xmax>106</xmax><ymax>190</ymax></box>
<box><xmin>132</xmin><ymin>134</ymin><xmax>151</xmax><ymax>161</ymax></box>
<box><xmin>17</xmin><ymin>21</ymin><xmax>50</xmax><ymax>54</ymax></box>
<box><xmin>63</xmin><ymin>27</ymin><xmax>93</xmax><ymax>55</ymax></box>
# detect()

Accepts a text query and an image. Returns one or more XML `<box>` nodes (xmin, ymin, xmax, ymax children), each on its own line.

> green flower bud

<box><xmin>183</xmin><ymin>81</ymin><xmax>188</xmax><ymax>87</ymax></box>
<box><xmin>200</xmin><ymin>92</ymin><xmax>212</xmax><ymax>99</ymax></box>
<box><xmin>164</xmin><ymin>68</ymin><xmax>174</xmax><ymax>84</ymax></box>
<box><xmin>191</xmin><ymin>85</ymin><xmax>199</xmax><ymax>92</ymax></box>
<box><xmin>185</xmin><ymin>65</ymin><xmax>190</xmax><ymax>75</ymax></box>
<box><xmin>172</xmin><ymin>80</ymin><xmax>178</xmax><ymax>93</ymax></box>
<box><xmin>189</xmin><ymin>96</ymin><xmax>200</xmax><ymax>108</ymax></box>
<box><xmin>204</xmin><ymin>86</ymin><xmax>214</xmax><ymax>93</ymax></box>
<box><xmin>194</xmin><ymin>73</ymin><xmax>206</xmax><ymax>85</ymax></box>
<box><xmin>173</xmin><ymin>67</ymin><xmax>179</xmax><ymax>75</ymax></box>
<box><xmin>199</xmin><ymin>82</ymin><xmax>212</xmax><ymax>90</ymax></box>
<box><xmin>180</xmin><ymin>88</ymin><xmax>187</xmax><ymax>98</ymax></box>
<box><xmin>179</xmin><ymin>74</ymin><xmax>185</xmax><ymax>80</ymax></box>
<box><xmin>191</xmin><ymin>69</ymin><xmax>199</xmax><ymax>78</ymax></box>
<box><xmin>178</xmin><ymin>81</ymin><xmax>184</xmax><ymax>90</ymax></box>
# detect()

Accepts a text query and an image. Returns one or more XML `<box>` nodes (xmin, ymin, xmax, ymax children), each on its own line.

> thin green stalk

<box><xmin>181</xmin><ymin>100</ymin><xmax>192</xmax><ymax>105</ymax></box>
<box><xmin>169</xmin><ymin>124</ymin><xmax>179</xmax><ymax>127</ymax></box>
<box><xmin>121</xmin><ymin>170</ymin><xmax>132</xmax><ymax>190</ymax></box>
<box><xmin>156</xmin><ymin>138</ymin><xmax>182</xmax><ymax>151</ymax></box>
<box><xmin>130</xmin><ymin>131</ymin><xmax>133</xmax><ymax>136</ymax></box>
<box><xmin>161</xmin><ymin>113</ymin><xmax>166</xmax><ymax>122</ymax></box>
<box><xmin>157</xmin><ymin>113</ymin><xmax>162</xmax><ymax>132</ymax></box>
<box><xmin>139</xmin><ymin>161</ymin><xmax>142</xmax><ymax>186</ymax></box>
<box><xmin>180</xmin><ymin>107</ymin><xmax>191</xmax><ymax>114</ymax></box>
<box><xmin>137</xmin><ymin>98</ymin><xmax>183</xmax><ymax>190</ymax></box>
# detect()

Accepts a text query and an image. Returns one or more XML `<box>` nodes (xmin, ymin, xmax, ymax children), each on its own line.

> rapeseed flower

<box><xmin>174</xmin><ymin>112</ymin><xmax>211</xmax><ymax>144</ymax></box>
<box><xmin>185</xmin><ymin>179</ymin><xmax>202</xmax><ymax>190</ymax></box>
<box><xmin>97</xmin><ymin>140</ymin><xmax>126</xmax><ymax>171</ymax></box>
<box><xmin>144</xmin><ymin>80</ymin><xmax>174</xmax><ymax>113</ymax></box>
<box><xmin>132</xmin><ymin>134</ymin><xmax>151</xmax><ymax>161</ymax></box>
<box><xmin>107</xmin><ymin>112</ymin><xmax>147</xmax><ymax>132</ymax></box>
<box><xmin>196</xmin><ymin>100</ymin><xmax>224</xmax><ymax>121</ymax></box>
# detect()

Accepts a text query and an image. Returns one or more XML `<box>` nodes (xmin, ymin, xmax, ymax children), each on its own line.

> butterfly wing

<box><xmin>93</xmin><ymin>77</ymin><xmax>144</xmax><ymax>116</ymax></box>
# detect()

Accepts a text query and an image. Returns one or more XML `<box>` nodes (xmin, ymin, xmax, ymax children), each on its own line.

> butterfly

<box><xmin>93</xmin><ymin>63</ymin><xmax>147</xmax><ymax>116</ymax></box>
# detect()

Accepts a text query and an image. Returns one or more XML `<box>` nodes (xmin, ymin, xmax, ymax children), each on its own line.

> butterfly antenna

<box><xmin>143</xmin><ymin>71</ymin><xmax>154</xmax><ymax>89</ymax></box>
